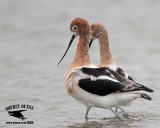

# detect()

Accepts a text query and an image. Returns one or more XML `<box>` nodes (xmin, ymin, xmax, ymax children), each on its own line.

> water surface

<box><xmin>0</xmin><ymin>0</ymin><xmax>160</xmax><ymax>127</ymax></box>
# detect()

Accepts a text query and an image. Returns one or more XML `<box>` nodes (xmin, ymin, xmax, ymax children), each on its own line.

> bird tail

<box><xmin>141</xmin><ymin>93</ymin><xmax>152</xmax><ymax>100</ymax></box>
<box><xmin>134</xmin><ymin>83</ymin><xmax>154</xmax><ymax>93</ymax></box>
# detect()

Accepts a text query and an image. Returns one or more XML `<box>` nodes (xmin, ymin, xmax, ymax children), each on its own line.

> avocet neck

<box><xmin>65</xmin><ymin>34</ymin><xmax>91</xmax><ymax>81</ymax></box>
<box><xmin>99</xmin><ymin>33</ymin><xmax>114</xmax><ymax>67</ymax></box>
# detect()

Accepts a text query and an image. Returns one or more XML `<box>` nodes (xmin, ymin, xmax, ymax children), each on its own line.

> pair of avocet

<box><xmin>57</xmin><ymin>17</ymin><xmax>153</xmax><ymax>121</ymax></box>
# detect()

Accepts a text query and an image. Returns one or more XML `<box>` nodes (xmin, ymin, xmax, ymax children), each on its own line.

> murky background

<box><xmin>0</xmin><ymin>0</ymin><xmax>160</xmax><ymax>127</ymax></box>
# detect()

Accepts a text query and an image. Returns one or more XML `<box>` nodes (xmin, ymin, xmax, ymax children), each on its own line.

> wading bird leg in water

<box><xmin>85</xmin><ymin>107</ymin><xmax>91</xmax><ymax>121</ymax></box>
<box><xmin>109</xmin><ymin>107</ymin><xmax>127</xmax><ymax>120</ymax></box>
<box><xmin>115</xmin><ymin>106</ymin><xmax>129</xmax><ymax>119</ymax></box>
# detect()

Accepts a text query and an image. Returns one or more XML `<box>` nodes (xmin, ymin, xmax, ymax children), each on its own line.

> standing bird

<box><xmin>57</xmin><ymin>18</ymin><xmax>153</xmax><ymax>121</ymax></box>
<box><xmin>90</xmin><ymin>23</ymin><xmax>134</xmax><ymax>81</ymax></box>
<box><xmin>90</xmin><ymin>22</ymin><xmax>154</xmax><ymax>113</ymax></box>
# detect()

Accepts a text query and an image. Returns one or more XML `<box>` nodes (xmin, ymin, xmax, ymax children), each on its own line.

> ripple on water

<box><xmin>66</xmin><ymin>112</ymin><xmax>160</xmax><ymax>128</ymax></box>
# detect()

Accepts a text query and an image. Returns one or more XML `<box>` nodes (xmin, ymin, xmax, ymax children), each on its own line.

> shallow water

<box><xmin>0</xmin><ymin>0</ymin><xmax>160</xmax><ymax>127</ymax></box>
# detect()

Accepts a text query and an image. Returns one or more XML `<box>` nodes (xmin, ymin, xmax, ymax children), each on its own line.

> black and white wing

<box><xmin>107</xmin><ymin>64</ymin><xmax>154</xmax><ymax>93</ymax></box>
<box><xmin>108</xmin><ymin>63</ymin><xmax>134</xmax><ymax>81</ymax></box>
<box><xmin>74</xmin><ymin>67</ymin><xmax>153</xmax><ymax>97</ymax></box>
<box><xmin>94</xmin><ymin>67</ymin><xmax>154</xmax><ymax>93</ymax></box>
<box><xmin>94</xmin><ymin>67</ymin><xmax>127</xmax><ymax>82</ymax></box>
<box><xmin>115</xmin><ymin>67</ymin><xmax>134</xmax><ymax>81</ymax></box>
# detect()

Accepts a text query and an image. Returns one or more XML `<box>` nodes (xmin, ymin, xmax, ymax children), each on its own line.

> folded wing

<box><xmin>76</xmin><ymin>67</ymin><xmax>153</xmax><ymax>97</ymax></box>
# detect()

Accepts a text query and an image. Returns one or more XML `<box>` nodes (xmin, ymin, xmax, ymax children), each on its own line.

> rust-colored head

<box><xmin>57</xmin><ymin>17</ymin><xmax>90</xmax><ymax>66</ymax></box>
<box><xmin>70</xmin><ymin>17</ymin><xmax>91</xmax><ymax>36</ymax></box>
<box><xmin>91</xmin><ymin>22</ymin><xmax>108</xmax><ymax>39</ymax></box>
<box><xmin>89</xmin><ymin>22</ymin><xmax>109</xmax><ymax>47</ymax></box>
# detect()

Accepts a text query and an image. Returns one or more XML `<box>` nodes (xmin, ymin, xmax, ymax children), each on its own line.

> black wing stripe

<box><xmin>78</xmin><ymin>78</ymin><xmax>124</xmax><ymax>96</ymax></box>
<box><xmin>81</xmin><ymin>67</ymin><xmax>105</xmax><ymax>77</ymax></box>
<box><xmin>117</xmin><ymin>68</ymin><xmax>126</xmax><ymax>77</ymax></box>
<box><xmin>81</xmin><ymin>67</ymin><xmax>115</xmax><ymax>79</ymax></box>
<box><xmin>117</xmin><ymin>67</ymin><xmax>134</xmax><ymax>81</ymax></box>
<box><xmin>128</xmin><ymin>75</ymin><xmax>134</xmax><ymax>81</ymax></box>
<box><xmin>94</xmin><ymin>67</ymin><xmax>115</xmax><ymax>79</ymax></box>
<box><xmin>107</xmin><ymin>68</ymin><xmax>127</xmax><ymax>82</ymax></box>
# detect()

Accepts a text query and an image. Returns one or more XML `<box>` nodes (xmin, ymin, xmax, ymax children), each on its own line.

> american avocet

<box><xmin>90</xmin><ymin>22</ymin><xmax>154</xmax><ymax>113</ymax></box>
<box><xmin>90</xmin><ymin>23</ymin><xmax>135</xmax><ymax>81</ymax></box>
<box><xmin>57</xmin><ymin>18</ymin><xmax>153</xmax><ymax>121</ymax></box>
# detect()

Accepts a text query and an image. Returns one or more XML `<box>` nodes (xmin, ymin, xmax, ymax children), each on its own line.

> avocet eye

<box><xmin>72</xmin><ymin>26</ymin><xmax>78</xmax><ymax>31</ymax></box>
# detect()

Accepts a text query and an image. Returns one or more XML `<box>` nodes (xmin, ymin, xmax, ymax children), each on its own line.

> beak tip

<box><xmin>57</xmin><ymin>34</ymin><xmax>76</xmax><ymax>66</ymax></box>
<box><xmin>89</xmin><ymin>39</ymin><xmax>93</xmax><ymax>48</ymax></box>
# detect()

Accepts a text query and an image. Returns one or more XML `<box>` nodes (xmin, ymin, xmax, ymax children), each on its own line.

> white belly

<box><xmin>72</xmin><ymin>85</ymin><xmax>141</xmax><ymax>109</ymax></box>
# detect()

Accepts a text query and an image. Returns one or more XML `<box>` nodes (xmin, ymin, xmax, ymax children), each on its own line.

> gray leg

<box><xmin>115</xmin><ymin>106</ymin><xmax>119</xmax><ymax>112</ymax></box>
<box><xmin>85</xmin><ymin>107</ymin><xmax>91</xmax><ymax>121</ymax></box>
<box><xmin>109</xmin><ymin>107</ymin><xmax>127</xmax><ymax>120</ymax></box>
<box><xmin>117</xmin><ymin>106</ymin><xmax>129</xmax><ymax>118</ymax></box>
